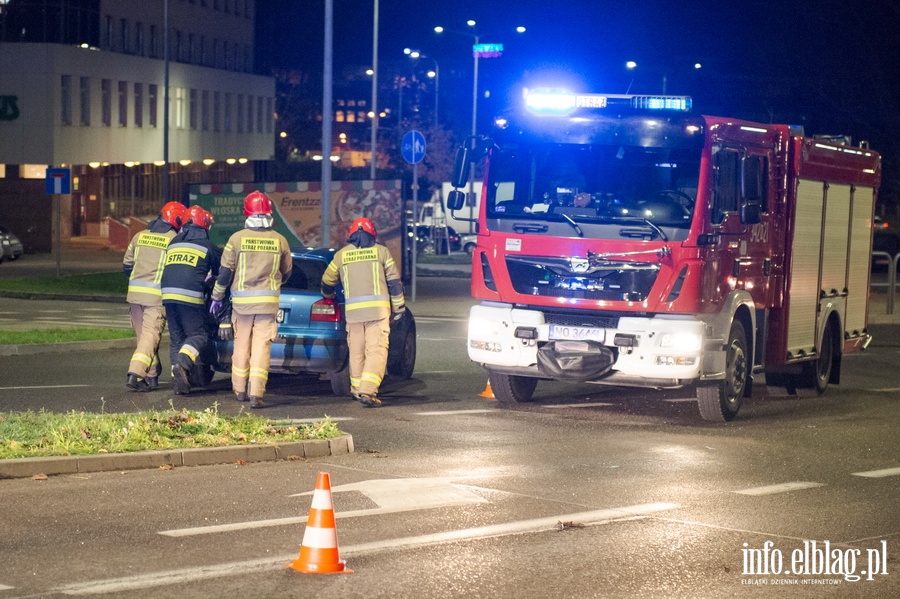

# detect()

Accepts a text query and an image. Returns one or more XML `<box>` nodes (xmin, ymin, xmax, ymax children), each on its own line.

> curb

<box><xmin>0</xmin><ymin>433</ymin><xmax>354</xmax><ymax>479</ymax></box>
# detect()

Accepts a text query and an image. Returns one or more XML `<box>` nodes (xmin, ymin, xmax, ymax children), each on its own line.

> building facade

<box><xmin>0</xmin><ymin>0</ymin><xmax>275</xmax><ymax>249</ymax></box>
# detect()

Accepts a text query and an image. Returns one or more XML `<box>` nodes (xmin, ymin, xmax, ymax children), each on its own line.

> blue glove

<box><xmin>209</xmin><ymin>300</ymin><xmax>223</xmax><ymax>315</ymax></box>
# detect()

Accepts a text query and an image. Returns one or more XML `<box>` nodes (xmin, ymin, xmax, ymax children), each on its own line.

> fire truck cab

<box><xmin>448</xmin><ymin>90</ymin><xmax>880</xmax><ymax>421</ymax></box>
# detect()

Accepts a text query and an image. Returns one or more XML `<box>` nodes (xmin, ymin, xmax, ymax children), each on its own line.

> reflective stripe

<box><xmin>131</xmin><ymin>352</ymin><xmax>152</xmax><ymax>367</ymax></box>
<box><xmin>178</xmin><ymin>345</ymin><xmax>200</xmax><ymax>362</ymax></box>
<box><xmin>345</xmin><ymin>299</ymin><xmax>390</xmax><ymax>312</ymax></box>
<box><xmin>361</xmin><ymin>372</ymin><xmax>383</xmax><ymax>386</ymax></box>
<box><xmin>250</xmin><ymin>367</ymin><xmax>269</xmax><ymax>380</ymax></box>
<box><xmin>232</xmin><ymin>295</ymin><xmax>279</xmax><ymax>304</ymax></box>
<box><xmin>232</xmin><ymin>366</ymin><xmax>250</xmax><ymax>378</ymax></box>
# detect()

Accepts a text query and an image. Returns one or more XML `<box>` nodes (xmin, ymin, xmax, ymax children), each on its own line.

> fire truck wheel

<box><xmin>489</xmin><ymin>372</ymin><xmax>538</xmax><ymax>404</ymax></box>
<box><xmin>697</xmin><ymin>320</ymin><xmax>748</xmax><ymax>421</ymax></box>
<box><xmin>800</xmin><ymin>320</ymin><xmax>836</xmax><ymax>396</ymax></box>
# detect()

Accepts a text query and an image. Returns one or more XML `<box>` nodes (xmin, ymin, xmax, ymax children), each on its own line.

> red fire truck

<box><xmin>447</xmin><ymin>90</ymin><xmax>881</xmax><ymax>421</ymax></box>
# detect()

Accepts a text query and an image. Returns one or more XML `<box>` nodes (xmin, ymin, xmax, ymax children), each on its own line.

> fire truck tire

<box><xmin>697</xmin><ymin>320</ymin><xmax>748</xmax><ymax>421</ymax></box>
<box><xmin>799</xmin><ymin>320</ymin><xmax>836</xmax><ymax>396</ymax></box>
<box><xmin>330</xmin><ymin>364</ymin><xmax>351</xmax><ymax>397</ymax></box>
<box><xmin>489</xmin><ymin>372</ymin><xmax>538</xmax><ymax>403</ymax></box>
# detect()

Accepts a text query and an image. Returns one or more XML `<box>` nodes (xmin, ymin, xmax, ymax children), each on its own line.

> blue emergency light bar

<box><xmin>525</xmin><ymin>89</ymin><xmax>692</xmax><ymax>114</ymax></box>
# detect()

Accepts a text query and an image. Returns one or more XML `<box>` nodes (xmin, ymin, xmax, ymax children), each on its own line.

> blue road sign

<box><xmin>45</xmin><ymin>168</ymin><xmax>72</xmax><ymax>194</ymax></box>
<box><xmin>402</xmin><ymin>130</ymin><xmax>426</xmax><ymax>164</ymax></box>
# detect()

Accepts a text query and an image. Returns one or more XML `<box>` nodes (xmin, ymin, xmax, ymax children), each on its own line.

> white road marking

<box><xmin>0</xmin><ymin>385</ymin><xmax>89</xmax><ymax>390</ymax></box>
<box><xmin>662</xmin><ymin>397</ymin><xmax>697</xmax><ymax>403</ymax></box>
<box><xmin>162</xmin><ymin>476</ymin><xmax>491</xmax><ymax>537</ymax></box>
<box><xmin>852</xmin><ymin>466</ymin><xmax>900</xmax><ymax>478</ymax></box>
<box><xmin>0</xmin><ymin>583</ymin><xmax>15</xmax><ymax>590</ymax></box>
<box><xmin>545</xmin><ymin>402</ymin><xmax>615</xmax><ymax>409</ymax></box>
<box><xmin>64</xmin><ymin>503</ymin><xmax>678</xmax><ymax>595</ymax></box>
<box><xmin>734</xmin><ymin>481</ymin><xmax>824</xmax><ymax>496</ymax></box>
<box><xmin>415</xmin><ymin>409</ymin><xmax>495</xmax><ymax>416</ymax></box>
<box><xmin>867</xmin><ymin>388</ymin><xmax>900</xmax><ymax>392</ymax></box>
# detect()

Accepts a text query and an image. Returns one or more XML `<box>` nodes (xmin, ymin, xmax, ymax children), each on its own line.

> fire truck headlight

<box><xmin>659</xmin><ymin>331</ymin><xmax>702</xmax><ymax>351</ymax></box>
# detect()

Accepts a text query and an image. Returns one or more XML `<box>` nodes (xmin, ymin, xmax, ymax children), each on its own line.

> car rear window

<box><xmin>284</xmin><ymin>258</ymin><xmax>327</xmax><ymax>292</ymax></box>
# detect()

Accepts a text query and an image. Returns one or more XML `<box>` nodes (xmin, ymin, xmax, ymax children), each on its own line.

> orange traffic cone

<box><xmin>287</xmin><ymin>472</ymin><xmax>352</xmax><ymax>574</ymax></box>
<box><xmin>480</xmin><ymin>378</ymin><xmax>495</xmax><ymax>399</ymax></box>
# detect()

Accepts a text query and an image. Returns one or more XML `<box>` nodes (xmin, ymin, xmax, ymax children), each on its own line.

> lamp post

<box><xmin>404</xmin><ymin>48</ymin><xmax>440</xmax><ymax>127</ymax></box>
<box><xmin>434</xmin><ymin>21</ymin><xmax>525</xmax><ymax>232</ymax></box>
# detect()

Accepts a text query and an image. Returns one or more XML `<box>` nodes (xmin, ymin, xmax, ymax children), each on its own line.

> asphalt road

<box><xmin>1</xmin><ymin>314</ymin><xmax>899</xmax><ymax>597</ymax></box>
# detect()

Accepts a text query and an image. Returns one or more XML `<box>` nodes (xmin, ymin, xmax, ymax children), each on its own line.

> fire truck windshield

<box><xmin>485</xmin><ymin>142</ymin><xmax>701</xmax><ymax>241</ymax></box>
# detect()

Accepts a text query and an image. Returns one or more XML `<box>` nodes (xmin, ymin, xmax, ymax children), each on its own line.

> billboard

<box><xmin>188</xmin><ymin>180</ymin><xmax>404</xmax><ymax>260</ymax></box>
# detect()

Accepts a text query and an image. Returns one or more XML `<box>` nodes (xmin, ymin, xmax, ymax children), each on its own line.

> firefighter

<box><xmin>122</xmin><ymin>201</ymin><xmax>186</xmax><ymax>392</ymax></box>
<box><xmin>209</xmin><ymin>191</ymin><xmax>292</xmax><ymax>409</ymax></box>
<box><xmin>321</xmin><ymin>217</ymin><xmax>405</xmax><ymax>407</ymax></box>
<box><xmin>161</xmin><ymin>206</ymin><xmax>220</xmax><ymax>395</ymax></box>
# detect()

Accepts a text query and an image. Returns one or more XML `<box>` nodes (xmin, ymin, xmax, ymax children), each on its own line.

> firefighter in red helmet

<box><xmin>321</xmin><ymin>217</ymin><xmax>405</xmax><ymax>407</ymax></box>
<box><xmin>209</xmin><ymin>191</ymin><xmax>292</xmax><ymax>408</ymax></box>
<box><xmin>122</xmin><ymin>201</ymin><xmax>186</xmax><ymax>392</ymax></box>
<box><xmin>161</xmin><ymin>206</ymin><xmax>220</xmax><ymax>395</ymax></box>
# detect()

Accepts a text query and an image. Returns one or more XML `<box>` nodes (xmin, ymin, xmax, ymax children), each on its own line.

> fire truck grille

<box><xmin>506</xmin><ymin>256</ymin><xmax>658</xmax><ymax>302</ymax></box>
<box><xmin>542</xmin><ymin>312</ymin><xmax>620</xmax><ymax>329</ymax></box>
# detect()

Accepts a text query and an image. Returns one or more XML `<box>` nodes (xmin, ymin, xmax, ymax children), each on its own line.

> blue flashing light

<box><xmin>525</xmin><ymin>90</ymin><xmax>578</xmax><ymax>114</ymax></box>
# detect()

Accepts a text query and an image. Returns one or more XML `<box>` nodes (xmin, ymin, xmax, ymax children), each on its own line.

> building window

<box><xmin>224</xmin><ymin>92</ymin><xmax>232</xmax><ymax>131</ymax></box>
<box><xmin>237</xmin><ymin>94</ymin><xmax>244</xmax><ymax>133</ymax></box>
<box><xmin>265</xmin><ymin>97</ymin><xmax>273</xmax><ymax>133</ymax></box>
<box><xmin>256</xmin><ymin>95</ymin><xmax>263</xmax><ymax>133</ymax></box>
<box><xmin>187</xmin><ymin>33</ymin><xmax>195</xmax><ymax>63</ymax></box>
<box><xmin>202</xmin><ymin>90</ymin><xmax>210</xmax><ymax>131</ymax></box>
<box><xmin>213</xmin><ymin>39</ymin><xmax>219</xmax><ymax>68</ymax></box>
<box><xmin>61</xmin><ymin>75</ymin><xmax>72</xmax><ymax>126</ymax></box>
<box><xmin>213</xmin><ymin>91</ymin><xmax>221</xmax><ymax>131</ymax></box>
<box><xmin>199</xmin><ymin>35</ymin><xmax>206</xmax><ymax>65</ymax></box>
<box><xmin>135</xmin><ymin>22</ymin><xmax>144</xmax><ymax>55</ymax></box>
<box><xmin>118</xmin><ymin>81</ymin><xmax>128</xmax><ymax>127</ymax></box>
<box><xmin>335</xmin><ymin>111</ymin><xmax>345</xmax><ymax>123</ymax></box>
<box><xmin>223</xmin><ymin>41</ymin><xmax>230</xmax><ymax>70</ymax></box>
<box><xmin>190</xmin><ymin>89</ymin><xmax>198</xmax><ymax>130</ymax></box>
<box><xmin>134</xmin><ymin>83</ymin><xmax>143</xmax><ymax>127</ymax></box>
<box><xmin>174</xmin><ymin>29</ymin><xmax>182</xmax><ymax>62</ymax></box>
<box><xmin>79</xmin><ymin>77</ymin><xmax>91</xmax><ymax>126</ymax></box>
<box><xmin>101</xmin><ymin>79</ymin><xmax>111</xmax><ymax>126</ymax></box>
<box><xmin>120</xmin><ymin>18</ymin><xmax>129</xmax><ymax>53</ymax></box>
<box><xmin>105</xmin><ymin>16</ymin><xmax>113</xmax><ymax>49</ymax></box>
<box><xmin>149</xmin><ymin>25</ymin><xmax>157</xmax><ymax>58</ymax></box>
<box><xmin>149</xmin><ymin>84</ymin><xmax>158</xmax><ymax>127</ymax></box>
<box><xmin>246</xmin><ymin>95</ymin><xmax>254</xmax><ymax>132</ymax></box>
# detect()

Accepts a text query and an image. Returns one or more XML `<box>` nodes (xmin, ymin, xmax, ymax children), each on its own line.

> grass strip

<box><xmin>0</xmin><ymin>406</ymin><xmax>340</xmax><ymax>459</ymax></box>
<box><xmin>0</xmin><ymin>272</ymin><xmax>126</xmax><ymax>297</ymax></box>
<box><xmin>0</xmin><ymin>328</ymin><xmax>135</xmax><ymax>345</ymax></box>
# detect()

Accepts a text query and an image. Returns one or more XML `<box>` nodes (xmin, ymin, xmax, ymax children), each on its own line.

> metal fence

<box><xmin>871</xmin><ymin>251</ymin><xmax>897</xmax><ymax>314</ymax></box>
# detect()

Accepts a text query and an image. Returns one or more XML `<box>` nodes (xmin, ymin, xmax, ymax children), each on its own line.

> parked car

<box><xmin>0</xmin><ymin>226</ymin><xmax>24</xmax><ymax>262</ymax></box>
<box><xmin>413</xmin><ymin>225</ymin><xmax>461</xmax><ymax>254</ymax></box>
<box><xmin>460</xmin><ymin>233</ymin><xmax>477</xmax><ymax>255</ymax></box>
<box><xmin>206</xmin><ymin>248</ymin><xmax>416</xmax><ymax>396</ymax></box>
<box><xmin>872</xmin><ymin>216</ymin><xmax>899</xmax><ymax>270</ymax></box>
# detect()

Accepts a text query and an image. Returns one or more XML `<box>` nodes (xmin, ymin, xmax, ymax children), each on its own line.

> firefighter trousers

<box><xmin>347</xmin><ymin>317</ymin><xmax>390</xmax><ymax>397</ymax></box>
<box><xmin>231</xmin><ymin>313</ymin><xmax>277</xmax><ymax>398</ymax></box>
<box><xmin>128</xmin><ymin>303</ymin><xmax>165</xmax><ymax>379</ymax></box>
<box><xmin>164</xmin><ymin>303</ymin><xmax>209</xmax><ymax>372</ymax></box>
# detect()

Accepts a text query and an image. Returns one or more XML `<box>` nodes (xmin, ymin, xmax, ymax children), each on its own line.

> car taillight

<box><xmin>311</xmin><ymin>298</ymin><xmax>341</xmax><ymax>322</ymax></box>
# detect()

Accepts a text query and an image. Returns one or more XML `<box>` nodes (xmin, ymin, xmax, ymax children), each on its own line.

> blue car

<box><xmin>208</xmin><ymin>248</ymin><xmax>417</xmax><ymax>396</ymax></box>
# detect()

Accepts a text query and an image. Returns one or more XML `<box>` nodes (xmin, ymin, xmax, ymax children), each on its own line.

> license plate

<box><xmin>276</xmin><ymin>309</ymin><xmax>285</xmax><ymax>323</ymax></box>
<box><xmin>549</xmin><ymin>324</ymin><xmax>604</xmax><ymax>342</ymax></box>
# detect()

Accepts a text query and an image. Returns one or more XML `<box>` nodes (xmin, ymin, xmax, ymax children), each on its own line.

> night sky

<box><xmin>258</xmin><ymin>0</ymin><xmax>900</xmax><ymax>203</ymax></box>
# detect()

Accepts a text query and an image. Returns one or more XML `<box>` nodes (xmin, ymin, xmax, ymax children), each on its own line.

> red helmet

<box><xmin>243</xmin><ymin>191</ymin><xmax>273</xmax><ymax>217</ymax></box>
<box><xmin>188</xmin><ymin>205</ymin><xmax>214</xmax><ymax>230</ymax></box>
<box><xmin>160</xmin><ymin>201</ymin><xmax>187</xmax><ymax>229</ymax></box>
<box><xmin>348</xmin><ymin>217</ymin><xmax>376</xmax><ymax>239</ymax></box>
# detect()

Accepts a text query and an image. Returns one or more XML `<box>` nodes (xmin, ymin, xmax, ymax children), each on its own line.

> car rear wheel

<box><xmin>329</xmin><ymin>364</ymin><xmax>351</xmax><ymax>397</ymax></box>
<box><xmin>490</xmin><ymin>372</ymin><xmax>538</xmax><ymax>403</ymax></box>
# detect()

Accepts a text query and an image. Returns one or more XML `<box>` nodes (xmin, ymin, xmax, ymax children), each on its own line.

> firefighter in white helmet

<box><xmin>321</xmin><ymin>217</ymin><xmax>405</xmax><ymax>407</ymax></box>
<box><xmin>209</xmin><ymin>191</ymin><xmax>292</xmax><ymax>408</ymax></box>
<box><xmin>122</xmin><ymin>201</ymin><xmax>186</xmax><ymax>392</ymax></box>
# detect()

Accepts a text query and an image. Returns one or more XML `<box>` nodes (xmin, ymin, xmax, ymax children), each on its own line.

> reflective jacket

<box><xmin>160</xmin><ymin>224</ymin><xmax>221</xmax><ymax>306</ymax></box>
<box><xmin>321</xmin><ymin>242</ymin><xmax>404</xmax><ymax>323</ymax></box>
<box><xmin>212</xmin><ymin>227</ymin><xmax>292</xmax><ymax>316</ymax></box>
<box><xmin>123</xmin><ymin>218</ymin><xmax>178</xmax><ymax>306</ymax></box>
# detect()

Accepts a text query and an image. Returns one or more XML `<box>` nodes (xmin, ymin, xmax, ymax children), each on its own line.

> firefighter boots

<box><xmin>146</xmin><ymin>376</ymin><xmax>159</xmax><ymax>390</ymax></box>
<box><xmin>172</xmin><ymin>365</ymin><xmax>191</xmax><ymax>395</ymax></box>
<box><xmin>235</xmin><ymin>391</ymin><xmax>248</xmax><ymax>402</ymax></box>
<box><xmin>359</xmin><ymin>394</ymin><xmax>381</xmax><ymax>408</ymax></box>
<box><xmin>126</xmin><ymin>374</ymin><xmax>151</xmax><ymax>393</ymax></box>
<box><xmin>249</xmin><ymin>396</ymin><xmax>265</xmax><ymax>409</ymax></box>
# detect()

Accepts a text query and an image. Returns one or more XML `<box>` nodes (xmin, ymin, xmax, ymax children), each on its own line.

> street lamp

<box><xmin>626</xmin><ymin>60</ymin><xmax>702</xmax><ymax>95</ymax></box>
<box><xmin>404</xmin><ymin>48</ymin><xmax>440</xmax><ymax>127</ymax></box>
<box><xmin>434</xmin><ymin>21</ymin><xmax>525</xmax><ymax>232</ymax></box>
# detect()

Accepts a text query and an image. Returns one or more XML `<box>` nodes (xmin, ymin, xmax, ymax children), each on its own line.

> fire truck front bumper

<box><xmin>467</xmin><ymin>302</ymin><xmax>707</xmax><ymax>384</ymax></box>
